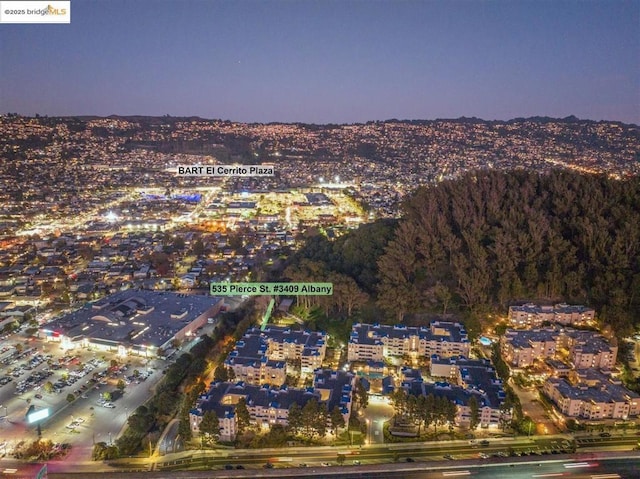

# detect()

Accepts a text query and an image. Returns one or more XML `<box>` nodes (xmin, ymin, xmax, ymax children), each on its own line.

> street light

<box><xmin>365</xmin><ymin>419</ymin><xmax>370</xmax><ymax>445</ymax></box>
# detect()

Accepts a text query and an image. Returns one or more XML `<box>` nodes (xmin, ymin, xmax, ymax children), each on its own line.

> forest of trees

<box><xmin>287</xmin><ymin>170</ymin><xmax>640</xmax><ymax>339</ymax></box>
<box><xmin>376</xmin><ymin>170</ymin><xmax>640</xmax><ymax>337</ymax></box>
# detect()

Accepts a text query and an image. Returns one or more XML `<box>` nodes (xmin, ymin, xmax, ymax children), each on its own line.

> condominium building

<box><xmin>500</xmin><ymin>328</ymin><xmax>559</xmax><ymax>368</ymax></box>
<box><xmin>564</xmin><ymin>330</ymin><xmax>617</xmax><ymax>370</ymax></box>
<box><xmin>190</xmin><ymin>369</ymin><xmax>354</xmax><ymax>441</ymax></box>
<box><xmin>348</xmin><ymin>321</ymin><xmax>470</xmax><ymax>362</ymax></box>
<box><xmin>543</xmin><ymin>375</ymin><xmax>640</xmax><ymax>420</ymax></box>
<box><xmin>508</xmin><ymin>303</ymin><xmax>595</xmax><ymax>328</ymax></box>
<box><xmin>224</xmin><ymin>325</ymin><xmax>326</xmax><ymax>386</ymax></box>
<box><xmin>404</xmin><ymin>361</ymin><xmax>509</xmax><ymax>429</ymax></box>
<box><xmin>501</xmin><ymin>327</ymin><xmax>616</xmax><ymax>370</ymax></box>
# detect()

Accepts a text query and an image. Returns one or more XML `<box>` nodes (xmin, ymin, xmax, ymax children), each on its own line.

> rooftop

<box><xmin>41</xmin><ymin>290</ymin><xmax>221</xmax><ymax>349</ymax></box>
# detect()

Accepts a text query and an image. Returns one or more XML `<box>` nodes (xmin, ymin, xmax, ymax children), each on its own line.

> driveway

<box><xmin>361</xmin><ymin>396</ymin><xmax>395</xmax><ymax>444</ymax></box>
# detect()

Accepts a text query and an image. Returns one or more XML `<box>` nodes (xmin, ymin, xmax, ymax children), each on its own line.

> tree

<box><xmin>434</xmin><ymin>281</ymin><xmax>452</xmax><ymax>315</ymax></box>
<box><xmin>199</xmin><ymin>411</ymin><xmax>219</xmax><ymax>442</ymax></box>
<box><xmin>102</xmin><ymin>392</ymin><xmax>112</xmax><ymax>402</ymax></box>
<box><xmin>353</xmin><ymin>379</ymin><xmax>369</xmax><ymax>410</ymax></box>
<box><xmin>301</xmin><ymin>398</ymin><xmax>320</xmax><ymax>438</ymax></box>
<box><xmin>127</xmin><ymin>410</ymin><xmax>154</xmax><ymax>434</ymax></box>
<box><xmin>468</xmin><ymin>395</ymin><xmax>480</xmax><ymax>430</ymax></box>
<box><xmin>423</xmin><ymin>394</ymin><xmax>436</xmax><ymax>432</ymax></box>
<box><xmin>332</xmin><ymin>273</ymin><xmax>368</xmax><ymax>317</ymax></box>
<box><xmin>389</xmin><ymin>388</ymin><xmax>408</xmax><ymax>424</ymax></box>
<box><xmin>316</xmin><ymin>402</ymin><xmax>328</xmax><ymax>438</ymax></box>
<box><xmin>261</xmin><ymin>423</ymin><xmax>288</xmax><ymax>447</ymax></box>
<box><xmin>172</xmin><ymin>236</ymin><xmax>186</xmax><ymax>250</ymax></box>
<box><xmin>445</xmin><ymin>398</ymin><xmax>457</xmax><ymax>432</ymax></box>
<box><xmin>192</xmin><ymin>381</ymin><xmax>206</xmax><ymax>398</ymax></box>
<box><xmin>376</xmin><ymin>222</ymin><xmax>424</xmax><ymax>322</ymax></box>
<box><xmin>155</xmin><ymin>391</ymin><xmax>179</xmax><ymax>416</ymax></box>
<box><xmin>117</xmin><ymin>379</ymin><xmax>126</xmax><ymax>391</ymax></box>
<box><xmin>43</xmin><ymin>381</ymin><xmax>54</xmax><ymax>394</ymax></box>
<box><xmin>66</xmin><ymin>393</ymin><xmax>75</xmax><ymax>403</ymax></box>
<box><xmin>235</xmin><ymin>397</ymin><xmax>251</xmax><ymax>434</ymax></box>
<box><xmin>287</xmin><ymin>403</ymin><xmax>303</xmax><ymax>436</ymax></box>
<box><xmin>191</xmin><ymin>239</ymin><xmax>205</xmax><ymax>257</ymax></box>
<box><xmin>214</xmin><ymin>365</ymin><xmax>229</xmax><ymax>382</ymax></box>
<box><xmin>330</xmin><ymin>406</ymin><xmax>345</xmax><ymax>435</ymax></box>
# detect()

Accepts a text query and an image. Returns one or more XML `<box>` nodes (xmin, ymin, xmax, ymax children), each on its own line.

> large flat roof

<box><xmin>42</xmin><ymin>290</ymin><xmax>221</xmax><ymax>348</ymax></box>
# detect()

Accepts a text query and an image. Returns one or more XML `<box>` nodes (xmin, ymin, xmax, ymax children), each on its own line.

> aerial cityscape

<box><xmin>0</xmin><ymin>1</ymin><xmax>639</xmax><ymax>479</ymax></box>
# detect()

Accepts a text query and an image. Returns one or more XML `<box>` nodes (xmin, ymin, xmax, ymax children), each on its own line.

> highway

<box><xmin>22</xmin><ymin>453</ymin><xmax>640</xmax><ymax>479</ymax></box>
<box><xmin>2</xmin><ymin>430</ymin><xmax>638</xmax><ymax>476</ymax></box>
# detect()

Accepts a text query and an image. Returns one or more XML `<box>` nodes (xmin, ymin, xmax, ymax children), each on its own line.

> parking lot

<box><xmin>0</xmin><ymin>330</ymin><xmax>166</xmax><ymax>461</ymax></box>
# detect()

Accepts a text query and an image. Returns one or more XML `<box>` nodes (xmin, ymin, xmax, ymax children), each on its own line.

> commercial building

<box><xmin>347</xmin><ymin>321</ymin><xmax>470</xmax><ymax>363</ymax></box>
<box><xmin>39</xmin><ymin>290</ymin><xmax>223</xmax><ymax>357</ymax></box>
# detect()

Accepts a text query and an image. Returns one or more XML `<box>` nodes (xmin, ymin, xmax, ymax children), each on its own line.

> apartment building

<box><xmin>501</xmin><ymin>328</ymin><xmax>559</xmax><ymax>368</ymax></box>
<box><xmin>565</xmin><ymin>330</ymin><xmax>617</xmax><ymax>370</ymax></box>
<box><xmin>262</xmin><ymin>325</ymin><xmax>326</xmax><ymax>374</ymax></box>
<box><xmin>501</xmin><ymin>327</ymin><xmax>616</xmax><ymax>370</ymax></box>
<box><xmin>348</xmin><ymin>321</ymin><xmax>470</xmax><ymax>363</ymax></box>
<box><xmin>224</xmin><ymin>325</ymin><xmax>326</xmax><ymax>386</ymax></box>
<box><xmin>508</xmin><ymin>303</ymin><xmax>595</xmax><ymax>328</ymax></box>
<box><xmin>543</xmin><ymin>376</ymin><xmax>640</xmax><ymax>420</ymax></box>
<box><xmin>404</xmin><ymin>362</ymin><xmax>509</xmax><ymax>429</ymax></box>
<box><xmin>190</xmin><ymin>369</ymin><xmax>354</xmax><ymax>441</ymax></box>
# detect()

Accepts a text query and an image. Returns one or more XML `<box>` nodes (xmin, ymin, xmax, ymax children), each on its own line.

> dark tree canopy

<box><xmin>377</xmin><ymin>170</ymin><xmax>640</xmax><ymax>337</ymax></box>
<box><xmin>284</xmin><ymin>170</ymin><xmax>639</xmax><ymax>338</ymax></box>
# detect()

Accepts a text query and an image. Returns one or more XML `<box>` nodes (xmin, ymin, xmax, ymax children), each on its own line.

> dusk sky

<box><xmin>1</xmin><ymin>0</ymin><xmax>638</xmax><ymax>124</ymax></box>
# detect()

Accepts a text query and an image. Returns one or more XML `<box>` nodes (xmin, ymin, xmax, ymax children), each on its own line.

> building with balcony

<box><xmin>224</xmin><ymin>325</ymin><xmax>326</xmax><ymax>386</ymax></box>
<box><xmin>508</xmin><ymin>303</ymin><xmax>595</xmax><ymax>328</ymax></box>
<box><xmin>190</xmin><ymin>369</ymin><xmax>354</xmax><ymax>441</ymax></box>
<box><xmin>348</xmin><ymin>321</ymin><xmax>470</xmax><ymax>363</ymax></box>
<box><xmin>500</xmin><ymin>327</ymin><xmax>616</xmax><ymax>371</ymax></box>
<box><xmin>543</xmin><ymin>375</ymin><xmax>640</xmax><ymax>420</ymax></box>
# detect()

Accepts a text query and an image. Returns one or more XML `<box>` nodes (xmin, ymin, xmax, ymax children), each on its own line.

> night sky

<box><xmin>1</xmin><ymin>0</ymin><xmax>638</xmax><ymax>124</ymax></box>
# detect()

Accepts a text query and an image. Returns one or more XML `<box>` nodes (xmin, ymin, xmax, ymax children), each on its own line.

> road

<box><xmin>17</xmin><ymin>453</ymin><xmax>640</xmax><ymax>479</ymax></box>
<box><xmin>146</xmin><ymin>433</ymin><xmax>639</xmax><ymax>472</ymax></box>
<box><xmin>0</xmin><ymin>433</ymin><xmax>638</xmax><ymax>477</ymax></box>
